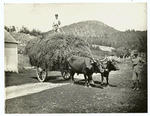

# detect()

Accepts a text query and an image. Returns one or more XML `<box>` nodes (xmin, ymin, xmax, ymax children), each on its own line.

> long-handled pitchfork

<box><xmin>60</xmin><ymin>27</ymin><xmax>65</xmax><ymax>34</ymax></box>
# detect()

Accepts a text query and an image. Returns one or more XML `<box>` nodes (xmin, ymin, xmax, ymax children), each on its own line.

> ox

<box><xmin>67</xmin><ymin>56</ymin><xmax>103</xmax><ymax>87</ymax></box>
<box><xmin>97</xmin><ymin>56</ymin><xmax>120</xmax><ymax>85</ymax></box>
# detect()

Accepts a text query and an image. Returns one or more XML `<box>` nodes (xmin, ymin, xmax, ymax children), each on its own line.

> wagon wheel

<box><xmin>61</xmin><ymin>70</ymin><xmax>70</xmax><ymax>80</ymax></box>
<box><xmin>36</xmin><ymin>67</ymin><xmax>48</xmax><ymax>82</ymax></box>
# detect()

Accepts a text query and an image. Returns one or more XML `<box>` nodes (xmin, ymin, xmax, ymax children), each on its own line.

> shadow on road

<box><xmin>93</xmin><ymin>81</ymin><xmax>117</xmax><ymax>87</ymax></box>
<box><xmin>30</xmin><ymin>76</ymin><xmax>70</xmax><ymax>84</ymax></box>
<box><xmin>74</xmin><ymin>79</ymin><xmax>103</xmax><ymax>89</ymax></box>
<box><xmin>30</xmin><ymin>77</ymin><xmax>38</xmax><ymax>80</ymax></box>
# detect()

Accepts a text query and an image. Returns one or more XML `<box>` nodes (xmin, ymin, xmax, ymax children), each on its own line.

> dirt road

<box><xmin>5</xmin><ymin>73</ymin><xmax>102</xmax><ymax>100</ymax></box>
<box><xmin>5</xmin><ymin>83</ymin><xmax>69</xmax><ymax>100</ymax></box>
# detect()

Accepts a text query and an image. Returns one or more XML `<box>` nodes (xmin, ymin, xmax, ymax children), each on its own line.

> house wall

<box><xmin>5</xmin><ymin>43</ymin><xmax>18</xmax><ymax>73</ymax></box>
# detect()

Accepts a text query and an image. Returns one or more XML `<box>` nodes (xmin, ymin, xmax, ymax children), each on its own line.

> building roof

<box><xmin>4</xmin><ymin>30</ymin><xmax>18</xmax><ymax>44</ymax></box>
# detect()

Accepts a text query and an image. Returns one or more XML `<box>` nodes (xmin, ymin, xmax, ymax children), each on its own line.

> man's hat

<box><xmin>134</xmin><ymin>50</ymin><xmax>138</xmax><ymax>55</ymax></box>
<box><xmin>55</xmin><ymin>14</ymin><xmax>58</xmax><ymax>16</ymax></box>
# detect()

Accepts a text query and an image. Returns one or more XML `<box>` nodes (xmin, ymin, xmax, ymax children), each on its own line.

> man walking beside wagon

<box><xmin>131</xmin><ymin>50</ymin><xmax>146</xmax><ymax>91</ymax></box>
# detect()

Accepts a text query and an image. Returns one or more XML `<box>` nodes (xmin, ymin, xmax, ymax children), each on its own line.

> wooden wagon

<box><xmin>35</xmin><ymin>60</ymin><xmax>70</xmax><ymax>82</ymax></box>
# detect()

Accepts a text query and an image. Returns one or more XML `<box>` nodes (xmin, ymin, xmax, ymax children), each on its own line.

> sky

<box><xmin>4</xmin><ymin>3</ymin><xmax>147</xmax><ymax>32</ymax></box>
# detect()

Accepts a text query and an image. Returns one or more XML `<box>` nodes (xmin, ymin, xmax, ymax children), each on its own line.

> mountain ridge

<box><xmin>43</xmin><ymin>20</ymin><xmax>119</xmax><ymax>38</ymax></box>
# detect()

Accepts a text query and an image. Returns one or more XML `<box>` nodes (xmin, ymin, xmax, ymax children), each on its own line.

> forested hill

<box><xmin>43</xmin><ymin>20</ymin><xmax>119</xmax><ymax>38</ymax></box>
<box><xmin>43</xmin><ymin>20</ymin><xmax>147</xmax><ymax>52</ymax></box>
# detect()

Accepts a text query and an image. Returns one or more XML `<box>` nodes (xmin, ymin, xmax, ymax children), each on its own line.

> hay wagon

<box><xmin>25</xmin><ymin>33</ymin><xmax>92</xmax><ymax>82</ymax></box>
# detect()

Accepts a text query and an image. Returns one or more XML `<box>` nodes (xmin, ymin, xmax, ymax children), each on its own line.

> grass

<box><xmin>5</xmin><ymin>69</ymin><xmax>37</xmax><ymax>87</ymax></box>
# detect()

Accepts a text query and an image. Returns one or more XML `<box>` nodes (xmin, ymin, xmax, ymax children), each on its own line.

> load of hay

<box><xmin>25</xmin><ymin>33</ymin><xmax>92</xmax><ymax>70</ymax></box>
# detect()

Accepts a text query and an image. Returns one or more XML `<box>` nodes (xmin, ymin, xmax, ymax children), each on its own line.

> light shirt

<box><xmin>53</xmin><ymin>19</ymin><xmax>60</xmax><ymax>27</ymax></box>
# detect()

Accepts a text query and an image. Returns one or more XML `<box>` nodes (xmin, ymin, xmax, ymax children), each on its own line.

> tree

<box><xmin>4</xmin><ymin>26</ymin><xmax>9</xmax><ymax>32</ymax></box>
<box><xmin>4</xmin><ymin>25</ymin><xmax>16</xmax><ymax>32</ymax></box>
<box><xmin>30</xmin><ymin>29</ymin><xmax>37</xmax><ymax>36</ymax></box>
<box><xmin>19</xmin><ymin>26</ymin><xmax>30</xmax><ymax>34</ymax></box>
<box><xmin>11</xmin><ymin>26</ymin><xmax>16</xmax><ymax>32</ymax></box>
<box><xmin>30</xmin><ymin>28</ymin><xmax>42</xmax><ymax>36</ymax></box>
<box><xmin>138</xmin><ymin>31</ymin><xmax>147</xmax><ymax>53</ymax></box>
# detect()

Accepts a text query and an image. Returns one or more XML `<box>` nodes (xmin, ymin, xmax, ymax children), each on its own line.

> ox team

<box><xmin>67</xmin><ymin>56</ymin><xmax>119</xmax><ymax>87</ymax></box>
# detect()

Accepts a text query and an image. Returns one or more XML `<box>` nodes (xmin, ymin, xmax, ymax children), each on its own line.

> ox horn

<box><xmin>99</xmin><ymin>55</ymin><xmax>107</xmax><ymax>62</ymax></box>
<box><xmin>89</xmin><ymin>55</ymin><xmax>96</xmax><ymax>63</ymax></box>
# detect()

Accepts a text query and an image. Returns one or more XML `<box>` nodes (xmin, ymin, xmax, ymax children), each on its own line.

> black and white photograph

<box><xmin>2</xmin><ymin>0</ymin><xmax>148</xmax><ymax>114</ymax></box>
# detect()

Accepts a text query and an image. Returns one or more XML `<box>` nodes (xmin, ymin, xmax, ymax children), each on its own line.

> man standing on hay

<box><xmin>52</xmin><ymin>14</ymin><xmax>61</xmax><ymax>33</ymax></box>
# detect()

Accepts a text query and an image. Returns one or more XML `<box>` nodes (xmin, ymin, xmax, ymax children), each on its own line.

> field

<box><xmin>5</xmin><ymin>7</ymin><xmax>147</xmax><ymax>114</ymax></box>
<box><xmin>5</xmin><ymin>54</ymin><xmax>147</xmax><ymax>113</ymax></box>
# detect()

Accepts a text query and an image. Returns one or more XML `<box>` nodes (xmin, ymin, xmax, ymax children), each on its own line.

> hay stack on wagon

<box><xmin>25</xmin><ymin>33</ymin><xmax>92</xmax><ymax>71</ymax></box>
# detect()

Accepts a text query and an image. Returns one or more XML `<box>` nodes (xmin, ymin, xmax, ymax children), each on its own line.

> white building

<box><xmin>4</xmin><ymin>30</ymin><xmax>18</xmax><ymax>73</ymax></box>
<box><xmin>92</xmin><ymin>45</ymin><xmax>115</xmax><ymax>52</ymax></box>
